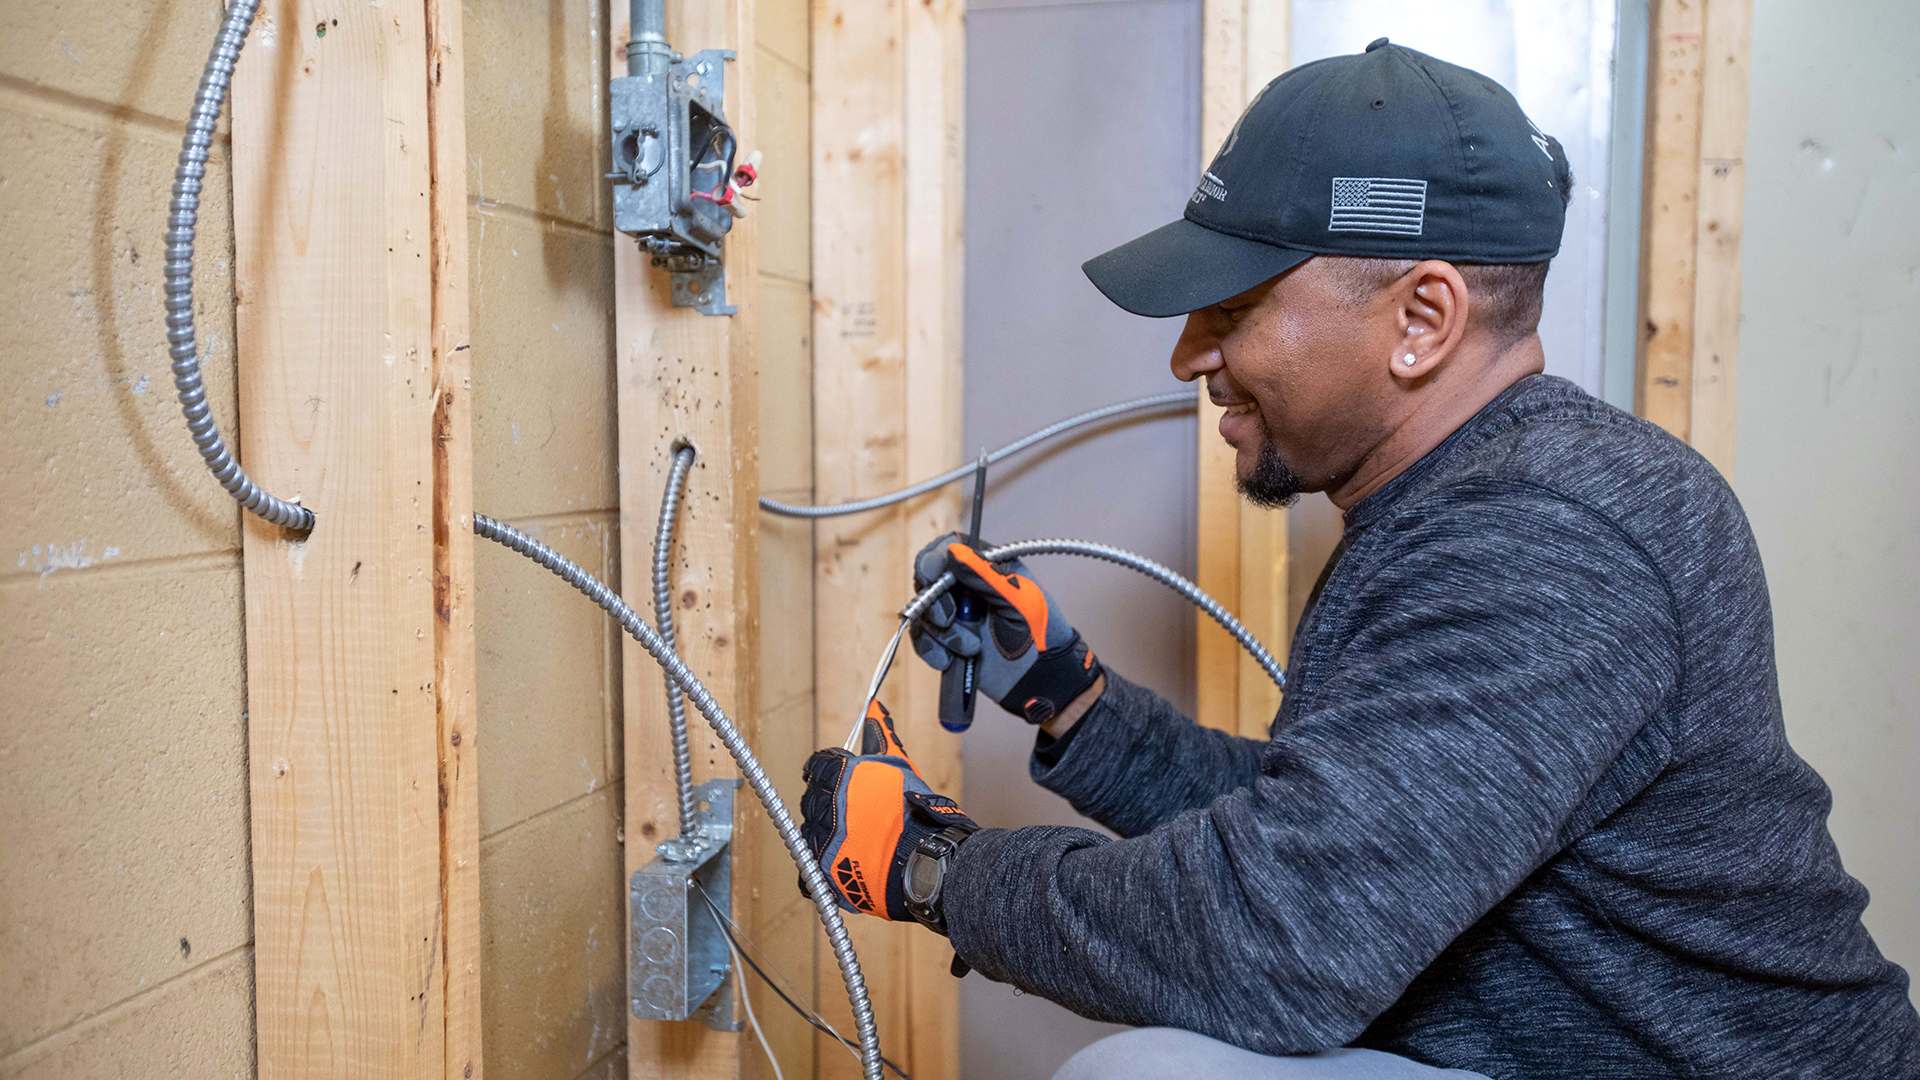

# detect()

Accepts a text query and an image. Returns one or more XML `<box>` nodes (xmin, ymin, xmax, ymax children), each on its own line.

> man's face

<box><xmin>1169</xmin><ymin>259</ymin><xmax>1400</xmax><ymax>502</ymax></box>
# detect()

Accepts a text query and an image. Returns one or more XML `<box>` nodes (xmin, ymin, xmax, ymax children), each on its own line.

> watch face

<box><xmin>906</xmin><ymin>854</ymin><xmax>941</xmax><ymax>901</ymax></box>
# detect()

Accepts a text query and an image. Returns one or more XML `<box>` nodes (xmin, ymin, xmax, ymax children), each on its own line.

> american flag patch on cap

<box><xmin>1329</xmin><ymin>177</ymin><xmax>1428</xmax><ymax>235</ymax></box>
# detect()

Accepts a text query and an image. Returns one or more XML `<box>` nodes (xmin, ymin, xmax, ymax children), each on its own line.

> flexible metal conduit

<box><xmin>908</xmin><ymin>539</ymin><xmax>1287</xmax><ymax>691</ymax></box>
<box><xmin>472</xmin><ymin>513</ymin><xmax>883</xmax><ymax>1080</ymax></box>
<box><xmin>654</xmin><ymin>444</ymin><xmax>701</xmax><ymax>839</ymax></box>
<box><xmin>169</xmin><ymin>0</ymin><xmax>314</xmax><ymax>533</ymax></box>
<box><xmin>850</xmin><ymin>536</ymin><xmax>1285</xmax><ymax>750</ymax></box>
<box><xmin>760</xmin><ymin>390</ymin><xmax>1201</xmax><ymax>519</ymax></box>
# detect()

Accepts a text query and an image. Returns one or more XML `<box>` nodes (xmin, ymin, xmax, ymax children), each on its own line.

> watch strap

<box><xmin>904</xmin><ymin>825</ymin><xmax>975</xmax><ymax>935</ymax></box>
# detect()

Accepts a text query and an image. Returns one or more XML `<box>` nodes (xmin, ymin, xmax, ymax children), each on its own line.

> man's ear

<box><xmin>1387</xmin><ymin>261</ymin><xmax>1469</xmax><ymax>382</ymax></box>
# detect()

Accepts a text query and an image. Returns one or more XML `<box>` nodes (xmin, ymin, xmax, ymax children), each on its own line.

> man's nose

<box><xmin>1169</xmin><ymin>309</ymin><xmax>1226</xmax><ymax>384</ymax></box>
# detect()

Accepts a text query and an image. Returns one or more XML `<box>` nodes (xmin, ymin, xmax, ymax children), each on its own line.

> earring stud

<box><xmin>1402</xmin><ymin>353</ymin><xmax>1418</xmax><ymax>367</ymax></box>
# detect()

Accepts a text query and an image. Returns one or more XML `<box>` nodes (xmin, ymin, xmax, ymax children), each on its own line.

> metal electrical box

<box><xmin>608</xmin><ymin>35</ymin><xmax>739</xmax><ymax>316</ymax></box>
<box><xmin>629</xmin><ymin>778</ymin><xmax>742</xmax><ymax>1029</ymax></box>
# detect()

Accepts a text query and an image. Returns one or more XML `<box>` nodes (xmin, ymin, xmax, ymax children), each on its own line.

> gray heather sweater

<box><xmin>943</xmin><ymin>375</ymin><xmax>1920</xmax><ymax>1079</ymax></box>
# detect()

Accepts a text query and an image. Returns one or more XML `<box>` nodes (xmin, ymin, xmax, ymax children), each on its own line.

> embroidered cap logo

<box><xmin>1329</xmin><ymin>177</ymin><xmax>1428</xmax><ymax>235</ymax></box>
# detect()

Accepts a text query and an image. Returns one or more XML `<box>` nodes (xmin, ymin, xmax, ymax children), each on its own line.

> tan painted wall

<box><xmin>0</xmin><ymin>1</ymin><xmax>257</xmax><ymax>1075</ymax></box>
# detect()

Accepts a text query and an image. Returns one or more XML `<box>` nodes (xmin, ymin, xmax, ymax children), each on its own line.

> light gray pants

<box><xmin>1053</xmin><ymin>1028</ymin><xmax>1491</xmax><ymax>1080</ymax></box>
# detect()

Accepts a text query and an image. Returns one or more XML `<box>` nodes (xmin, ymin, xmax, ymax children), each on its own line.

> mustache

<box><xmin>1206</xmin><ymin>379</ymin><xmax>1255</xmax><ymax>408</ymax></box>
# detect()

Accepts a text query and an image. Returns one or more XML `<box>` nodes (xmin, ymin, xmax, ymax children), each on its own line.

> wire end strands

<box><xmin>169</xmin><ymin>0</ymin><xmax>314</xmax><ymax>534</ymax></box>
<box><xmin>471</xmin><ymin>512</ymin><xmax>884</xmax><ymax>1080</ymax></box>
<box><xmin>760</xmin><ymin>390</ymin><xmax>1200</xmax><ymax>519</ymax></box>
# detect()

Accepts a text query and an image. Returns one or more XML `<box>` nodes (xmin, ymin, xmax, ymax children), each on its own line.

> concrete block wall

<box><xmin>1</xmin><ymin>1</ymin><xmax>258</xmax><ymax>1075</ymax></box>
<box><xmin>463</xmin><ymin>0</ymin><xmax>629</xmax><ymax>1076</ymax></box>
<box><xmin>0</xmin><ymin>0</ymin><xmax>810</xmax><ymax>1077</ymax></box>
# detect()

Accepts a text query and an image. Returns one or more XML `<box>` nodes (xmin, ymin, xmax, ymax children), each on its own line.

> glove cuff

<box><xmin>1000</xmin><ymin>632</ymin><xmax>1103</xmax><ymax>724</ymax></box>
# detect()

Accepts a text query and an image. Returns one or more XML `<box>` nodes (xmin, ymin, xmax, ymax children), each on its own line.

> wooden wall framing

<box><xmin>231</xmin><ymin>0</ymin><xmax>480</xmax><ymax>1075</ymax></box>
<box><xmin>222</xmin><ymin>0</ymin><xmax>1751</xmax><ymax>1075</ymax></box>
<box><xmin>1195</xmin><ymin>0</ymin><xmax>1291</xmax><ymax>738</ymax></box>
<box><xmin>607</xmin><ymin>1</ymin><xmax>767</xmax><ymax>1079</ymax></box>
<box><xmin>810</xmin><ymin>0</ymin><xmax>966</xmax><ymax>1073</ymax></box>
<box><xmin>1637</xmin><ymin>0</ymin><xmax>1753</xmax><ymax>477</ymax></box>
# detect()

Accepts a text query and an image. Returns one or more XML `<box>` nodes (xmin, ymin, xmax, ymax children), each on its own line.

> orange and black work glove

<box><xmin>910</xmin><ymin>532</ymin><xmax>1104</xmax><ymax>724</ymax></box>
<box><xmin>800</xmin><ymin>700</ymin><xmax>978</xmax><ymax>921</ymax></box>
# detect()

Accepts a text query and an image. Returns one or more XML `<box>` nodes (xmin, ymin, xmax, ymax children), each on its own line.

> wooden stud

<box><xmin>810</xmin><ymin>0</ymin><xmax>912</xmax><ymax>1066</ymax></box>
<box><xmin>1197</xmin><ymin>0</ymin><xmax>1290</xmax><ymax>736</ymax></box>
<box><xmin>811</xmin><ymin>0</ymin><xmax>965</xmax><ymax>1070</ymax></box>
<box><xmin>610</xmin><ymin>0</ymin><xmax>763</xmax><ymax>1077</ymax></box>
<box><xmin>1195</xmin><ymin>0</ymin><xmax>1246</xmax><ymax>733</ymax></box>
<box><xmin>232</xmin><ymin>0</ymin><xmax>459</xmax><ymax>1075</ymax></box>
<box><xmin>1636</xmin><ymin>0</ymin><xmax>1706</xmax><ymax>439</ymax></box>
<box><xmin>425</xmin><ymin>0</ymin><xmax>482</xmax><ymax>1074</ymax></box>
<box><xmin>743</xmin><ymin>1</ymin><xmax>821</xmax><ymax>1075</ymax></box>
<box><xmin>1236</xmin><ymin>505</ymin><xmax>1286</xmax><ymax>736</ymax></box>
<box><xmin>1636</xmin><ymin>0</ymin><xmax>1752</xmax><ymax>474</ymax></box>
<box><xmin>901</xmin><ymin>0</ymin><xmax>967</xmax><ymax>1071</ymax></box>
<box><xmin>1687</xmin><ymin>0</ymin><xmax>1752</xmax><ymax>477</ymax></box>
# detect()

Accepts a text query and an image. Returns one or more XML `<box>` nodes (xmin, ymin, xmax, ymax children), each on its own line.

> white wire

<box><xmin>700</xmin><ymin>884</ymin><xmax>865</xmax><ymax>1070</ymax></box>
<box><xmin>725</xmin><ymin>934</ymin><xmax>784</xmax><ymax>1080</ymax></box>
<box><xmin>847</xmin><ymin>617</ymin><xmax>911</xmax><ymax>751</ymax></box>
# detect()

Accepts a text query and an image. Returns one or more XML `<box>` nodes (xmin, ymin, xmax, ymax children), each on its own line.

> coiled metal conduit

<box><xmin>168</xmin><ymin>0</ymin><xmax>315</xmax><ymax>533</ymax></box>
<box><xmin>653</xmin><ymin>443</ymin><xmax>701</xmax><ymax>839</ymax></box>
<box><xmin>760</xmin><ymin>390</ymin><xmax>1200</xmax><ymax>519</ymax></box>
<box><xmin>472</xmin><ymin>513</ymin><xmax>883</xmax><ymax>1080</ymax></box>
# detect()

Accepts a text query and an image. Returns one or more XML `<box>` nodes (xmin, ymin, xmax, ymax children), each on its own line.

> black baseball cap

<box><xmin>1084</xmin><ymin>38</ymin><xmax>1573</xmax><ymax>317</ymax></box>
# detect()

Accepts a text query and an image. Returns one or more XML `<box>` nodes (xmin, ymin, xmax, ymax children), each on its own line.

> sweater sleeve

<box><xmin>1028</xmin><ymin>672</ymin><xmax>1271</xmax><ymax>839</ymax></box>
<box><xmin>942</xmin><ymin>484</ymin><xmax>1681</xmax><ymax>1055</ymax></box>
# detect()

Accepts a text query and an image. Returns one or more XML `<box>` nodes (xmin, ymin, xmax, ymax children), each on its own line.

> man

<box><xmin>799</xmin><ymin>40</ymin><xmax>1920</xmax><ymax>1079</ymax></box>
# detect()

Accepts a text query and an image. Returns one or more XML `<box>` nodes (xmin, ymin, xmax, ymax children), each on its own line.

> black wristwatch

<box><xmin>903</xmin><ymin>825</ymin><xmax>975</xmax><ymax>936</ymax></box>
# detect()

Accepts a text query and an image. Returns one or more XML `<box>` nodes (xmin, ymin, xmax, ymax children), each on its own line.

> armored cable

<box><xmin>473</xmin><ymin>513</ymin><xmax>883</xmax><ymax>1080</ymax></box>
<box><xmin>168</xmin><ymin>0</ymin><xmax>314</xmax><ymax>532</ymax></box>
<box><xmin>653</xmin><ymin>443</ymin><xmax>701</xmax><ymax>839</ymax></box>
<box><xmin>760</xmin><ymin>391</ymin><xmax>1200</xmax><ymax>519</ymax></box>
<box><xmin>854</xmin><ymin>538</ymin><xmax>1285</xmax><ymax>747</ymax></box>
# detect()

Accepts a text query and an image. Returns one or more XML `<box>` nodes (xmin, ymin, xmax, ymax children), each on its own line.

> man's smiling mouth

<box><xmin>1208</xmin><ymin>376</ymin><xmax>1259</xmax><ymax>417</ymax></box>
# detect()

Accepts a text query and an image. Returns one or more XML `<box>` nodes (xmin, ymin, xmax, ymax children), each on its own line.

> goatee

<box><xmin>1236</xmin><ymin>434</ymin><xmax>1302</xmax><ymax>509</ymax></box>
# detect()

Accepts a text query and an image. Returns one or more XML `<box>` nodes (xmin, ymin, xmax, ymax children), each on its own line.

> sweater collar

<box><xmin>1341</xmin><ymin>374</ymin><xmax>1567</xmax><ymax>537</ymax></box>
